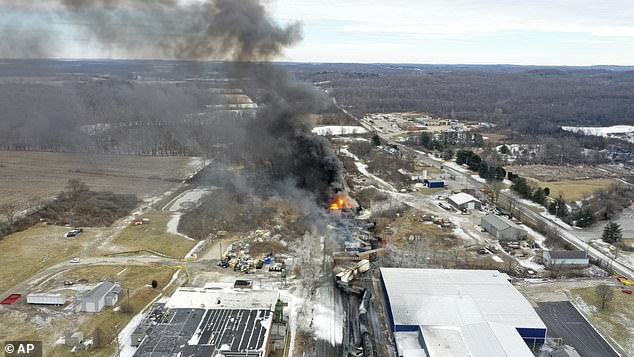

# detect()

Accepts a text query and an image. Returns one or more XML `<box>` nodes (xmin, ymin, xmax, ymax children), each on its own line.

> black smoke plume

<box><xmin>0</xmin><ymin>0</ymin><xmax>343</xmax><ymax>199</ymax></box>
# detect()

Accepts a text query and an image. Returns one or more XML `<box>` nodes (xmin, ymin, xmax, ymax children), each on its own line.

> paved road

<box><xmin>1</xmin><ymin>256</ymin><xmax>180</xmax><ymax>298</ymax></box>
<box><xmin>535</xmin><ymin>301</ymin><xmax>620</xmax><ymax>357</ymax></box>
<box><xmin>391</xmin><ymin>135</ymin><xmax>634</xmax><ymax>281</ymax></box>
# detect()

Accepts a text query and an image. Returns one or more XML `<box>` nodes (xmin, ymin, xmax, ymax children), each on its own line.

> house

<box><xmin>448</xmin><ymin>192</ymin><xmax>481</xmax><ymax>210</ymax></box>
<box><xmin>423</xmin><ymin>179</ymin><xmax>445</xmax><ymax>188</ymax></box>
<box><xmin>80</xmin><ymin>281</ymin><xmax>122</xmax><ymax>313</ymax></box>
<box><xmin>543</xmin><ymin>250</ymin><xmax>589</xmax><ymax>269</ymax></box>
<box><xmin>481</xmin><ymin>215</ymin><xmax>527</xmax><ymax>241</ymax></box>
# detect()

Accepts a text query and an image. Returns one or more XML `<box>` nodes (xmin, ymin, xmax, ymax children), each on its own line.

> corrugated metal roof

<box><xmin>83</xmin><ymin>281</ymin><xmax>117</xmax><ymax>303</ymax></box>
<box><xmin>448</xmin><ymin>192</ymin><xmax>480</xmax><ymax>206</ymax></box>
<box><xmin>481</xmin><ymin>214</ymin><xmax>523</xmax><ymax>231</ymax></box>
<box><xmin>547</xmin><ymin>250</ymin><xmax>588</xmax><ymax>259</ymax></box>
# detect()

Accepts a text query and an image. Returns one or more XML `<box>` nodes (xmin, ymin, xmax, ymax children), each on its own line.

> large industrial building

<box><xmin>481</xmin><ymin>214</ymin><xmax>528</xmax><ymax>241</ymax></box>
<box><xmin>131</xmin><ymin>287</ymin><xmax>281</xmax><ymax>357</ymax></box>
<box><xmin>380</xmin><ymin>268</ymin><xmax>547</xmax><ymax>357</ymax></box>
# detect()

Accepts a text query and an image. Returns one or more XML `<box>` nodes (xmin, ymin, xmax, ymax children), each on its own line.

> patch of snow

<box><xmin>491</xmin><ymin>255</ymin><xmax>504</xmax><ymax>263</ymax></box>
<box><xmin>163</xmin><ymin>270</ymin><xmax>181</xmax><ymax>291</ymax></box>
<box><xmin>471</xmin><ymin>175</ymin><xmax>486</xmax><ymax>184</ymax></box>
<box><xmin>539</xmin><ymin>211</ymin><xmax>574</xmax><ymax>230</ymax></box>
<box><xmin>355</xmin><ymin>162</ymin><xmax>396</xmax><ymax>192</ymax></box>
<box><xmin>562</xmin><ymin>125</ymin><xmax>634</xmax><ymax>144</ymax></box>
<box><xmin>166</xmin><ymin>213</ymin><xmax>194</xmax><ymax>241</ymax></box>
<box><xmin>517</xmin><ymin>256</ymin><xmax>546</xmax><ymax>272</ymax></box>
<box><xmin>117</xmin><ymin>310</ymin><xmax>146</xmax><ymax>357</ymax></box>
<box><xmin>332</xmin><ymin>137</ymin><xmax>369</xmax><ymax>143</ymax></box>
<box><xmin>312</xmin><ymin>126</ymin><xmax>367</xmax><ymax>136</ymax></box>
<box><xmin>339</xmin><ymin>147</ymin><xmax>359</xmax><ymax>161</ymax></box>
<box><xmin>164</xmin><ymin>188</ymin><xmax>216</xmax><ymax>213</ymax></box>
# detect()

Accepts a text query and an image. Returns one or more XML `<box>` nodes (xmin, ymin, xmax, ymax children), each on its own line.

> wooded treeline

<box><xmin>290</xmin><ymin>65</ymin><xmax>634</xmax><ymax>133</ymax></box>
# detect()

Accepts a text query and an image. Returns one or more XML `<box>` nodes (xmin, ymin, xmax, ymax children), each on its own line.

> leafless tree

<box><xmin>595</xmin><ymin>284</ymin><xmax>615</xmax><ymax>311</ymax></box>
<box><xmin>0</xmin><ymin>202</ymin><xmax>19</xmax><ymax>225</ymax></box>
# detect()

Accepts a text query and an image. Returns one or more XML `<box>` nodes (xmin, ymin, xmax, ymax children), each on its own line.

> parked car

<box><xmin>69</xmin><ymin>257</ymin><xmax>80</xmax><ymax>264</ymax></box>
<box><xmin>64</xmin><ymin>228</ymin><xmax>83</xmax><ymax>238</ymax></box>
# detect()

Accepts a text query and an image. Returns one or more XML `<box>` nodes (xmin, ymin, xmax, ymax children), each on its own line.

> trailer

<box><xmin>26</xmin><ymin>293</ymin><xmax>66</xmax><ymax>305</ymax></box>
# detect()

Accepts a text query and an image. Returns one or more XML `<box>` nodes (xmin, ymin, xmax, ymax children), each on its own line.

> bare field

<box><xmin>0</xmin><ymin>224</ymin><xmax>97</xmax><ymax>293</ymax></box>
<box><xmin>526</xmin><ymin>178</ymin><xmax>616</xmax><ymax>202</ymax></box>
<box><xmin>505</xmin><ymin>164</ymin><xmax>620</xmax><ymax>183</ymax></box>
<box><xmin>479</xmin><ymin>131</ymin><xmax>509</xmax><ymax>144</ymax></box>
<box><xmin>104</xmin><ymin>211</ymin><xmax>196</xmax><ymax>258</ymax></box>
<box><xmin>0</xmin><ymin>150</ymin><xmax>201</xmax><ymax>212</ymax></box>
<box><xmin>0</xmin><ymin>265</ymin><xmax>179</xmax><ymax>357</ymax></box>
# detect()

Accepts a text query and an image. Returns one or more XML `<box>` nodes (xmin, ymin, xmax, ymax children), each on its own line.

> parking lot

<box><xmin>535</xmin><ymin>301</ymin><xmax>619</xmax><ymax>357</ymax></box>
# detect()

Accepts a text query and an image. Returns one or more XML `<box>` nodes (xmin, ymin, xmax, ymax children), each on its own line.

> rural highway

<box><xmin>338</xmin><ymin>104</ymin><xmax>634</xmax><ymax>280</ymax></box>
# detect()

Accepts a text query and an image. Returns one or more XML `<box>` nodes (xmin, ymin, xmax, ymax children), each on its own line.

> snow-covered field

<box><xmin>562</xmin><ymin>125</ymin><xmax>634</xmax><ymax>144</ymax></box>
<box><xmin>312</xmin><ymin>126</ymin><xmax>367</xmax><ymax>136</ymax></box>
<box><xmin>164</xmin><ymin>187</ymin><xmax>216</xmax><ymax>212</ymax></box>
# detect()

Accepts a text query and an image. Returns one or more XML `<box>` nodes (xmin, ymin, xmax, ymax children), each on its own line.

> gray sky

<box><xmin>2</xmin><ymin>0</ymin><xmax>633</xmax><ymax>65</ymax></box>
<box><xmin>270</xmin><ymin>0</ymin><xmax>634</xmax><ymax>65</ymax></box>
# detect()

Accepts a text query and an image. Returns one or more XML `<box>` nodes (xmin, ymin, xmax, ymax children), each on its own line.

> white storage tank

<box><xmin>26</xmin><ymin>293</ymin><xmax>66</xmax><ymax>305</ymax></box>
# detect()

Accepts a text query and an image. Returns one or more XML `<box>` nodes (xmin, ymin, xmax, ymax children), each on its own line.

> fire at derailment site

<box><xmin>2</xmin><ymin>1</ymin><xmax>634</xmax><ymax>357</ymax></box>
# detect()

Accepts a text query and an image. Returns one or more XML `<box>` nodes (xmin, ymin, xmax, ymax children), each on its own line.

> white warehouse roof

<box><xmin>448</xmin><ymin>192</ymin><xmax>480</xmax><ymax>206</ymax></box>
<box><xmin>165</xmin><ymin>287</ymin><xmax>278</xmax><ymax>310</ymax></box>
<box><xmin>381</xmin><ymin>268</ymin><xmax>545</xmax><ymax>357</ymax></box>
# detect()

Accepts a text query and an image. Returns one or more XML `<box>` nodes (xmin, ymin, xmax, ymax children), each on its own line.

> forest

<box><xmin>287</xmin><ymin>63</ymin><xmax>634</xmax><ymax>134</ymax></box>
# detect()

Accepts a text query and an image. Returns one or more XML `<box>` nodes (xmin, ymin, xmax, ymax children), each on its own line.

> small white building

<box><xmin>448</xmin><ymin>192</ymin><xmax>481</xmax><ymax>210</ymax></box>
<box><xmin>543</xmin><ymin>250</ymin><xmax>589</xmax><ymax>269</ymax></box>
<box><xmin>80</xmin><ymin>281</ymin><xmax>122</xmax><ymax>313</ymax></box>
<box><xmin>26</xmin><ymin>293</ymin><xmax>66</xmax><ymax>305</ymax></box>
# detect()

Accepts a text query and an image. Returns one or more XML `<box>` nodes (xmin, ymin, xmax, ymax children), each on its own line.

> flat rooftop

<box><xmin>133</xmin><ymin>288</ymin><xmax>278</xmax><ymax>357</ymax></box>
<box><xmin>166</xmin><ymin>287</ymin><xmax>278</xmax><ymax>310</ymax></box>
<box><xmin>381</xmin><ymin>268</ymin><xmax>543</xmax><ymax>329</ymax></box>
<box><xmin>381</xmin><ymin>268</ymin><xmax>545</xmax><ymax>357</ymax></box>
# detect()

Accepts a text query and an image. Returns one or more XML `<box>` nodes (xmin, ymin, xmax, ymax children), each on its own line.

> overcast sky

<box><xmin>269</xmin><ymin>0</ymin><xmax>634</xmax><ymax>65</ymax></box>
<box><xmin>1</xmin><ymin>0</ymin><xmax>633</xmax><ymax>65</ymax></box>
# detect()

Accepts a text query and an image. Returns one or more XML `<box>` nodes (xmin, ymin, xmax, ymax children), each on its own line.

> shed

<box><xmin>26</xmin><ymin>293</ymin><xmax>66</xmax><ymax>306</ymax></box>
<box><xmin>543</xmin><ymin>250</ymin><xmax>589</xmax><ymax>269</ymax></box>
<box><xmin>424</xmin><ymin>179</ymin><xmax>445</xmax><ymax>188</ymax></box>
<box><xmin>448</xmin><ymin>192</ymin><xmax>481</xmax><ymax>210</ymax></box>
<box><xmin>481</xmin><ymin>215</ymin><xmax>527</xmax><ymax>241</ymax></box>
<box><xmin>80</xmin><ymin>281</ymin><xmax>121</xmax><ymax>313</ymax></box>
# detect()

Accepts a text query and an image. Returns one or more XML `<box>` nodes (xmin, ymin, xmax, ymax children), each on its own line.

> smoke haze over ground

<box><xmin>0</xmin><ymin>0</ymin><xmax>343</xmax><ymax>200</ymax></box>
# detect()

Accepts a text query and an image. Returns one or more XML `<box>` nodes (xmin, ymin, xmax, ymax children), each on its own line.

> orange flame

<box><xmin>328</xmin><ymin>193</ymin><xmax>352</xmax><ymax>210</ymax></box>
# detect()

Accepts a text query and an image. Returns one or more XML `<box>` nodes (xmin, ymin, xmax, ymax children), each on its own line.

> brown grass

<box><xmin>105</xmin><ymin>211</ymin><xmax>195</xmax><ymax>258</ymax></box>
<box><xmin>0</xmin><ymin>151</ymin><xmax>199</xmax><ymax>215</ymax></box>
<box><xmin>569</xmin><ymin>286</ymin><xmax>634</xmax><ymax>354</ymax></box>
<box><xmin>526</xmin><ymin>178</ymin><xmax>617</xmax><ymax>202</ymax></box>
<box><xmin>0</xmin><ymin>265</ymin><xmax>179</xmax><ymax>357</ymax></box>
<box><xmin>0</xmin><ymin>224</ymin><xmax>95</xmax><ymax>292</ymax></box>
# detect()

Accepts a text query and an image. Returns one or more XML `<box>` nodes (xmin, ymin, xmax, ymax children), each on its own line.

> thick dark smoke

<box><xmin>4</xmin><ymin>0</ymin><xmax>301</xmax><ymax>61</ymax></box>
<box><xmin>0</xmin><ymin>0</ymin><xmax>343</xmax><ymax>199</ymax></box>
